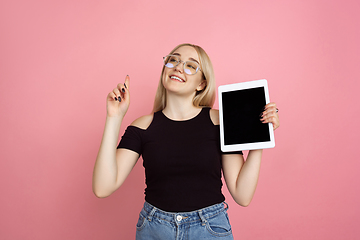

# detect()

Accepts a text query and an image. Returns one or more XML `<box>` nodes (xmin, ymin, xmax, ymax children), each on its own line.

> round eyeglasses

<box><xmin>163</xmin><ymin>55</ymin><xmax>202</xmax><ymax>75</ymax></box>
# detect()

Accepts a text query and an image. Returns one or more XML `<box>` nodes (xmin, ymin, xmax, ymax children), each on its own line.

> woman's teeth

<box><xmin>170</xmin><ymin>76</ymin><xmax>184</xmax><ymax>82</ymax></box>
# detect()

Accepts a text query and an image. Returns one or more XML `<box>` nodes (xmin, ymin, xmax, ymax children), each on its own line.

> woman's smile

<box><xmin>170</xmin><ymin>75</ymin><xmax>185</xmax><ymax>83</ymax></box>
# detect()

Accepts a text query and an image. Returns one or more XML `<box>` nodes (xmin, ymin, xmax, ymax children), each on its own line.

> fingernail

<box><xmin>118</xmin><ymin>97</ymin><xmax>121</xmax><ymax>102</ymax></box>
<box><xmin>114</xmin><ymin>97</ymin><xmax>118</xmax><ymax>101</ymax></box>
<box><xmin>122</xmin><ymin>88</ymin><xmax>125</xmax><ymax>93</ymax></box>
<box><xmin>124</xmin><ymin>83</ymin><xmax>127</xmax><ymax>89</ymax></box>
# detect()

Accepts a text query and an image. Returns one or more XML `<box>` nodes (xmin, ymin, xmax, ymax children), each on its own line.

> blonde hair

<box><xmin>153</xmin><ymin>43</ymin><xmax>216</xmax><ymax>112</ymax></box>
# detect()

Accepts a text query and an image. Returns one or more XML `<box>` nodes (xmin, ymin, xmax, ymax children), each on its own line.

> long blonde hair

<box><xmin>153</xmin><ymin>43</ymin><xmax>216</xmax><ymax>112</ymax></box>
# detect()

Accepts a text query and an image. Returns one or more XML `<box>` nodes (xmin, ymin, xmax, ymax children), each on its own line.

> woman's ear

<box><xmin>196</xmin><ymin>80</ymin><xmax>207</xmax><ymax>92</ymax></box>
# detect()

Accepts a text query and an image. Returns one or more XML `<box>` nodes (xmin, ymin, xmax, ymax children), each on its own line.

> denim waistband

<box><xmin>142</xmin><ymin>201</ymin><xmax>228</xmax><ymax>225</ymax></box>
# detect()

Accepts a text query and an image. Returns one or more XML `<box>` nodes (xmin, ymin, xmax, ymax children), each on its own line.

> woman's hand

<box><xmin>260</xmin><ymin>102</ymin><xmax>280</xmax><ymax>130</ymax></box>
<box><xmin>106</xmin><ymin>75</ymin><xmax>130</xmax><ymax>118</ymax></box>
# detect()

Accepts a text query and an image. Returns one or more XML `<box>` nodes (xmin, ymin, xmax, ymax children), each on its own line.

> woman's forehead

<box><xmin>173</xmin><ymin>46</ymin><xmax>199</xmax><ymax>61</ymax></box>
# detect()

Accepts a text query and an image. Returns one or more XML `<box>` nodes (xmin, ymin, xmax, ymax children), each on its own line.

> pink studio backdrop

<box><xmin>1</xmin><ymin>0</ymin><xmax>359</xmax><ymax>239</ymax></box>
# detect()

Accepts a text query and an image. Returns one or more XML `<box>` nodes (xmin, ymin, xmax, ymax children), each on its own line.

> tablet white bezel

<box><xmin>218</xmin><ymin>79</ymin><xmax>275</xmax><ymax>152</ymax></box>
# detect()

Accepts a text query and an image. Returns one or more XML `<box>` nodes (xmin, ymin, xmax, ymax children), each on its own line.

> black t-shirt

<box><xmin>117</xmin><ymin>107</ymin><xmax>242</xmax><ymax>212</ymax></box>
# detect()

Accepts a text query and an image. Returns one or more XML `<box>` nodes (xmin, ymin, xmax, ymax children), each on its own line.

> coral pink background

<box><xmin>1</xmin><ymin>0</ymin><xmax>359</xmax><ymax>239</ymax></box>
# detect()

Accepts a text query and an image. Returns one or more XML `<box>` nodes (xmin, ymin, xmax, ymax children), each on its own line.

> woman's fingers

<box><xmin>106</xmin><ymin>77</ymin><xmax>126</xmax><ymax>103</ymax></box>
<box><xmin>115</xmin><ymin>84</ymin><xmax>123</xmax><ymax>102</ymax></box>
<box><xmin>265</xmin><ymin>102</ymin><xmax>277</xmax><ymax>109</ymax></box>
<box><xmin>263</xmin><ymin>103</ymin><xmax>277</xmax><ymax>114</ymax></box>
<box><xmin>112</xmin><ymin>87</ymin><xmax>122</xmax><ymax>101</ymax></box>
<box><xmin>106</xmin><ymin>76</ymin><xmax>131</xmax><ymax>117</ymax></box>
<box><xmin>260</xmin><ymin>102</ymin><xmax>280</xmax><ymax>130</ymax></box>
<box><xmin>116</xmin><ymin>75</ymin><xmax>130</xmax><ymax>101</ymax></box>
<box><xmin>124</xmin><ymin>75</ymin><xmax>130</xmax><ymax>90</ymax></box>
<box><xmin>108</xmin><ymin>91</ymin><xmax>117</xmax><ymax>101</ymax></box>
<box><xmin>260</xmin><ymin>102</ymin><xmax>277</xmax><ymax>117</ymax></box>
<box><xmin>108</xmin><ymin>75</ymin><xmax>130</xmax><ymax>102</ymax></box>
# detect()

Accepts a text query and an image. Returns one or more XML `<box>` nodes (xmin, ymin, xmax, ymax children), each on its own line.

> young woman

<box><xmin>93</xmin><ymin>43</ymin><xmax>280</xmax><ymax>239</ymax></box>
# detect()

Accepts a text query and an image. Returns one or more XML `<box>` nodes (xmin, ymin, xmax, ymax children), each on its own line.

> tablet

<box><xmin>218</xmin><ymin>79</ymin><xmax>275</xmax><ymax>152</ymax></box>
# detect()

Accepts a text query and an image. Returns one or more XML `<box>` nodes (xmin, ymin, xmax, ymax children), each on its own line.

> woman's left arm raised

<box><xmin>217</xmin><ymin>102</ymin><xmax>280</xmax><ymax>206</ymax></box>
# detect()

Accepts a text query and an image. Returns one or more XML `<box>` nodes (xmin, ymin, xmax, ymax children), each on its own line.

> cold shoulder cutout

<box><xmin>209</xmin><ymin>109</ymin><xmax>220</xmax><ymax>125</ymax></box>
<box><xmin>130</xmin><ymin>113</ymin><xmax>154</xmax><ymax>130</ymax></box>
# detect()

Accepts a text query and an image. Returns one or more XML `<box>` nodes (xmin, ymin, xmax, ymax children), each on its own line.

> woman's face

<box><xmin>162</xmin><ymin>46</ymin><xmax>205</xmax><ymax>97</ymax></box>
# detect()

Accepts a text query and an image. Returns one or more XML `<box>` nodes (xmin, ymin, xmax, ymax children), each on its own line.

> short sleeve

<box><xmin>117</xmin><ymin>126</ymin><xmax>144</xmax><ymax>155</ymax></box>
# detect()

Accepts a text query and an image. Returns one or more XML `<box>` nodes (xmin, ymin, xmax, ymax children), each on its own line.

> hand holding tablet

<box><xmin>218</xmin><ymin>79</ymin><xmax>276</xmax><ymax>152</ymax></box>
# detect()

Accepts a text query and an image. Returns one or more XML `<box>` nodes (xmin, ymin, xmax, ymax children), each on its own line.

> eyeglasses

<box><xmin>163</xmin><ymin>55</ymin><xmax>202</xmax><ymax>75</ymax></box>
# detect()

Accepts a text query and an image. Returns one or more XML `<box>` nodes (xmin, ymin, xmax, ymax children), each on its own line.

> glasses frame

<box><xmin>163</xmin><ymin>54</ymin><xmax>202</xmax><ymax>75</ymax></box>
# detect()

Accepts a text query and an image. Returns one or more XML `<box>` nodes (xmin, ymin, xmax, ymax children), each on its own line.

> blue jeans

<box><xmin>136</xmin><ymin>201</ymin><xmax>234</xmax><ymax>240</ymax></box>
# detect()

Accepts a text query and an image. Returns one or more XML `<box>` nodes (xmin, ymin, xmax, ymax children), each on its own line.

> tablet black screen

<box><xmin>222</xmin><ymin>87</ymin><xmax>270</xmax><ymax>145</ymax></box>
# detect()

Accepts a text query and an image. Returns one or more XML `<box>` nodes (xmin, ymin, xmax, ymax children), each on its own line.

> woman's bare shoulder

<box><xmin>130</xmin><ymin>113</ymin><xmax>154</xmax><ymax>130</ymax></box>
<box><xmin>209</xmin><ymin>108</ymin><xmax>220</xmax><ymax>125</ymax></box>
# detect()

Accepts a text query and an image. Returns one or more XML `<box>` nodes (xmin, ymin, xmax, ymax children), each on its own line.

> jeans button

<box><xmin>176</xmin><ymin>215</ymin><xmax>182</xmax><ymax>221</ymax></box>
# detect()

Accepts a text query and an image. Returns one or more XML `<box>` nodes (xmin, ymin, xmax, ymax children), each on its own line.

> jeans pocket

<box><xmin>136</xmin><ymin>212</ymin><xmax>148</xmax><ymax>231</ymax></box>
<box><xmin>206</xmin><ymin>211</ymin><xmax>232</xmax><ymax>236</ymax></box>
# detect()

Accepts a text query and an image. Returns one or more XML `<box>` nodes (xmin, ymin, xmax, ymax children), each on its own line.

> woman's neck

<box><xmin>162</xmin><ymin>94</ymin><xmax>202</xmax><ymax>121</ymax></box>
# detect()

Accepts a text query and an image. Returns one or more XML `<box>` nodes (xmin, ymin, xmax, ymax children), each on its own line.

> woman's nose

<box><xmin>174</xmin><ymin>62</ymin><xmax>184</xmax><ymax>73</ymax></box>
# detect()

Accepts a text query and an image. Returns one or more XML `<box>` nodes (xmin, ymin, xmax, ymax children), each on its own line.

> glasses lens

<box><xmin>164</xmin><ymin>55</ymin><xmax>179</xmax><ymax>68</ymax></box>
<box><xmin>184</xmin><ymin>61</ymin><xmax>199</xmax><ymax>75</ymax></box>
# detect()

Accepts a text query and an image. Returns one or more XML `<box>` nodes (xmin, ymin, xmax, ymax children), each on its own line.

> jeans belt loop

<box><xmin>198</xmin><ymin>210</ymin><xmax>207</xmax><ymax>226</ymax></box>
<box><xmin>148</xmin><ymin>206</ymin><xmax>157</xmax><ymax>222</ymax></box>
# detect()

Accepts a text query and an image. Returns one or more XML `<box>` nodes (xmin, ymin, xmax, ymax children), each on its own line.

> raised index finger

<box><xmin>124</xmin><ymin>75</ymin><xmax>130</xmax><ymax>90</ymax></box>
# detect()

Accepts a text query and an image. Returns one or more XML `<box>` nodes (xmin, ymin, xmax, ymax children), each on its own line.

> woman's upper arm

<box><xmin>113</xmin><ymin>113</ymin><xmax>153</xmax><ymax>189</ymax></box>
<box><xmin>114</xmin><ymin>148</ymin><xmax>140</xmax><ymax>189</ymax></box>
